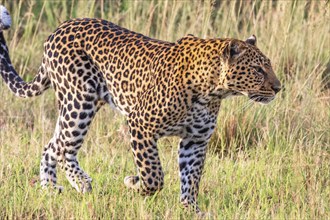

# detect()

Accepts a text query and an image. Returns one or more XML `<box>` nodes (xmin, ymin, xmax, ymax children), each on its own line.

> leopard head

<box><xmin>220</xmin><ymin>35</ymin><xmax>281</xmax><ymax>104</ymax></box>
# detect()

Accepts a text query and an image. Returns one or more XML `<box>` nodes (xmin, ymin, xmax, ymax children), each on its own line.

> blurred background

<box><xmin>0</xmin><ymin>0</ymin><xmax>329</xmax><ymax>219</ymax></box>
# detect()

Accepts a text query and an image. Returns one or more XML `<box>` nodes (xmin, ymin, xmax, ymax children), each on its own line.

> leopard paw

<box><xmin>124</xmin><ymin>175</ymin><xmax>141</xmax><ymax>190</ymax></box>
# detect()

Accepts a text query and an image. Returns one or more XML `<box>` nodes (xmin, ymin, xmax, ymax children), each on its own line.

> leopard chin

<box><xmin>248</xmin><ymin>94</ymin><xmax>275</xmax><ymax>104</ymax></box>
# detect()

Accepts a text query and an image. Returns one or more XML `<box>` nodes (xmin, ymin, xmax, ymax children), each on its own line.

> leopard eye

<box><xmin>255</xmin><ymin>66</ymin><xmax>265</xmax><ymax>75</ymax></box>
<box><xmin>264</xmin><ymin>62</ymin><xmax>271</xmax><ymax>68</ymax></box>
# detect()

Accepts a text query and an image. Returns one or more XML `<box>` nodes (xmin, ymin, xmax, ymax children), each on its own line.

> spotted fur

<box><xmin>0</xmin><ymin>6</ymin><xmax>280</xmax><ymax>213</ymax></box>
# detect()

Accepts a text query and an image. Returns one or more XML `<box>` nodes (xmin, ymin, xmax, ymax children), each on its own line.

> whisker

<box><xmin>242</xmin><ymin>100</ymin><xmax>254</xmax><ymax>111</ymax></box>
<box><xmin>233</xmin><ymin>99</ymin><xmax>254</xmax><ymax>113</ymax></box>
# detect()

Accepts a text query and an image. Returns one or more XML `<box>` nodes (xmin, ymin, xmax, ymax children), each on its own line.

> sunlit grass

<box><xmin>0</xmin><ymin>0</ymin><xmax>329</xmax><ymax>219</ymax></box>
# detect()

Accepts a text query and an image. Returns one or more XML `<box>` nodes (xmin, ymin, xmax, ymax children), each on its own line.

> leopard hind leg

<box><xmin>40</xmin><ymin>80</ymin><xmax>107</xmax><ymax>193</ymax></box>
<box><xmin>39</xmin><ymin>99</ymin><xmax>98</xmax><ymax>194</ymax></box>
<box><xmin>39</xmin><ymin>118</ymin><xmax>64</xmax><ymax>192</ymax></box>
<box><xmin>54</xmin><ymin>93</ymin><xmax>103</xmax><ymax>193</ymax></box>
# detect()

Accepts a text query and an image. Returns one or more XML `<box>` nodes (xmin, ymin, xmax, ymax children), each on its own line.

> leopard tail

<box><xmin>0</xmin><ymin>32</ymin><xmax>51</xmax><ymax>98</ymax></box>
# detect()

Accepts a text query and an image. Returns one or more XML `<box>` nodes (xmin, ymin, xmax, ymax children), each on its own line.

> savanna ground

<box><xmin>0</xmin><ymin>0</ymin><xmax>329</xmax><ymax>219</ymax></box>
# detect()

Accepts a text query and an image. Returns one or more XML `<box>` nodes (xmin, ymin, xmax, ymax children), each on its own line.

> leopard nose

<box><xmin>271</xmin><ymin>85</ymin><xmax>281</xmax><ymax>94</ymax></box>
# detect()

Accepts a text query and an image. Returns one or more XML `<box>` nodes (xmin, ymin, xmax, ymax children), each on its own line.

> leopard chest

<box><xmin>157</xmin><ymin>100</ymin><xmax>220</xmax><ymax>140</ymax></box>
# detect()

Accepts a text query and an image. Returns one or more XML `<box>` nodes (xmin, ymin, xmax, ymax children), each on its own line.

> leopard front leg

<box><xmin>178</xmin><ymin>137</ymin><xmax>208</xmax><ymax>213</ymax></box>
<box><xmin>178</xmin><ymin>117</ymin><xmax>217</xmax><ymax>214</ymax></box>
<box><xmin>124</xmin><ymin>122</ymin><xmax>164</xmax><ymax>196</ymax></box>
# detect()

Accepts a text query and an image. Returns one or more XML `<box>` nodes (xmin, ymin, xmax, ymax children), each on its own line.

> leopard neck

<box><xmin>174</xmin><ymin>37</ymin><xmax>230</xmax><ymax>99</ymax></box>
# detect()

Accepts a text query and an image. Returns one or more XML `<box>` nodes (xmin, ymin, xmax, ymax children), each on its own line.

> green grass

<box><xmin>0</xmin><ymin>0</ymin><xmax>329</xmax><ymax>219</ymax></box>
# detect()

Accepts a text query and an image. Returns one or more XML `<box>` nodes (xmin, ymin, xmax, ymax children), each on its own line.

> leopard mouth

<box><xmin>236</xmin><ymin>90</ymin><xmax>275</xmax><ymax>104</ymax></box>
<box><xmin>248</xmin><ymin>94</ymin><xmax>275</xmax><ymax>104</ymax></box>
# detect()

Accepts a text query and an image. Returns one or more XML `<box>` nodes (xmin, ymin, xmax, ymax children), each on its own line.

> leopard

<box><xmin>0</xmin><ymin>5</ymin><xmax>281</xmax><ymax>214</ymax></box>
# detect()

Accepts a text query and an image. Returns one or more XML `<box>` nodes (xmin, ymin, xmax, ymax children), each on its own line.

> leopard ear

<box><xmin>246</xmin><ymin>35</ymin><xmax>257</xmax><ymax>46</ymax></box>
<box><xmin>222</xmin><ymin>40</ymin><xmax>242</xmax><ymax>61</ymax></box>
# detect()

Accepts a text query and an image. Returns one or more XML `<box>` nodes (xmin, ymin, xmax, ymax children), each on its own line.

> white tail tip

<box><xmin>0</xmin><ymin>5</ymin><xmax>12</xmax><ymax>31</ymax></box>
